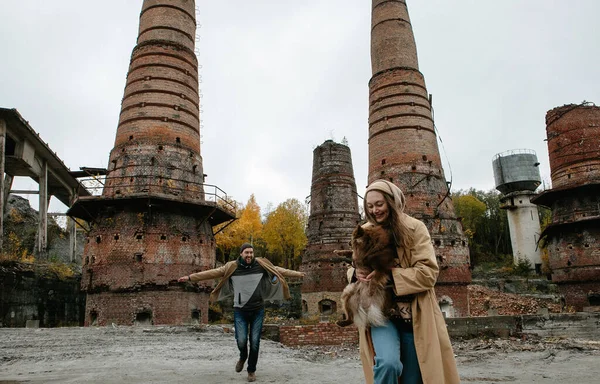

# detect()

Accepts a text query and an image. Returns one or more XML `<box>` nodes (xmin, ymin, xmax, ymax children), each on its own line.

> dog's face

<box><xmin>351</xmin><ymin>225</ymin><xmax>395</xmax><ymax>271</ymax></box>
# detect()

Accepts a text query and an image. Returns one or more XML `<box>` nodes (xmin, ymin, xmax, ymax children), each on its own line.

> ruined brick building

<box><xmin>532</xmin><ymin>104</ymin><xmax>600</xmax><ymax>311</ymax></box>
<box><xmin>300</xmin><ymin>140</ymin><xmax>361</xmax><ymax>317</ymax></box>
<box><xmin>68</xmin><ymin>0</ymin><xmax>235</xmax><ymax>326</ymax></box>
<box><xmin>367</xmin><ymin>0</ymin><xmax>471</xmax><ymax>316</ymax></box>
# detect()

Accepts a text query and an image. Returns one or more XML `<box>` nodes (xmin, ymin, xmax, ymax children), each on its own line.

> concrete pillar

<box><xmin>68</xmin><ymin>216</ymin><xmax>77</xmax><ymax>263</ymax></box>
<box><xmin>3</xmin><ymin>174</ymin><xmax>14</xmax><ymax>214</ymax></box>
<box><xmin>37</xmin><ymin>160</ymin><xmax>48</xmax><ymax>258</ymax></box>
<box><xmin>0</xmin><ymin>119</ymin><xmax>5</xmax><ymax>251</ymax></box>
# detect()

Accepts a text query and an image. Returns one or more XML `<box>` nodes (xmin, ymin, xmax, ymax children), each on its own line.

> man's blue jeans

<box><xmin>371</xmin><ymin>319</ymin><xmax>422</xmax><ymax>384</ymax></box>
<box><xmin>233</xmin><ymin>308</ymin><xmax>265</xmax><ymax>373</ymax></box>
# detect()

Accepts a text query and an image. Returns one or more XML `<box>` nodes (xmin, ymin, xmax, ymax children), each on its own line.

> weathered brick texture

<box><xmin>71</xmin><ymin>0</ymin><xmax>235</xmax><ymax>326</ymax></box>
<box><xmin>532</xmin><ymin>104</ymin><xmax>600</xmax><ymax>311</ymax></box>
<box><xmin>279</xmin><ymin>323</ymin><xmax>359</xmax><ymax>346</ymax></box>
<box><xmin>367</xmin><ymin>0</ymin><xmax>470</xmax><ymax>316</ymax></box>
<box><xmin>300</xmin><ymin>141</ymin><xmax>361</xmax><ymax>314</ymax></box>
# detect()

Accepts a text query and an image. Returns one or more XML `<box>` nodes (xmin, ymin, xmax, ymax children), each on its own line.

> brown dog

<box><xmin>337</xmin><ymin>224</ymin><xmax>396</xmax><ymax>328</ymax></box>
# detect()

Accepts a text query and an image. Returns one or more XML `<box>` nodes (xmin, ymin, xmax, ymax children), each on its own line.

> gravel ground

<box><xmin>1</xmin><ymin>325</ymin><xmax>599</xmax><ymax>383</ymax></box>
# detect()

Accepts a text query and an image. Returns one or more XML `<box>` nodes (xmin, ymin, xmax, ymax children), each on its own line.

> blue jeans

<box><xmin>233</xmin><ymin>308</ymin><xmax>265</xmax><ymax>373</ymax></box>
<box><xmin>371</xmin><ymin>319</ymin><xmax>422</xmax><ymax>384</ymax></box>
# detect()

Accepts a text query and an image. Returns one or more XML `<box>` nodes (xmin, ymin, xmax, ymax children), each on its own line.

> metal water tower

<box><xmin>492</xmin><ymin>149</ymin><xmax>543</xmax><ymax>271</ymax></box>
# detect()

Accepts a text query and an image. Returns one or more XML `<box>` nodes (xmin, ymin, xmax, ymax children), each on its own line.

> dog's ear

<box><xmin>354</xmin><ymin>225</ymin><xmax>364</xmax><ymax>238</ymax></box>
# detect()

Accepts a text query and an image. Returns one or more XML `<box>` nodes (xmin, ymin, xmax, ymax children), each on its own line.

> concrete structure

<box><xmin>367</xmin><ymin>0</ymin><xmax>470</xmax><ymax>316</ymax></box>
<box><xmin>532</xmin><ymin>104</ymin><xmax>600</xmax><ymax>311</ymax></box>
<box><xmin>0</xmin><ymin>108</ymin><xmax>90</xmax><ymax>261</ymax></box>
<box><xmin>68</xmin><ymin>0</ymin><xmax>235</xmax><ymax>326</ymax></box>
<box><xmin>492</xmin><ymin>149</ymin><xmax>543</xmax><ymax>271</ymax></box>
<box><xmin>300</xmin><ymin>140</ymin><xmax>361</xmax><ymax>317</ymax></box>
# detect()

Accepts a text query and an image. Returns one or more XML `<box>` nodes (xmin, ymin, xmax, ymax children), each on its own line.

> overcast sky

<box><xmin>1</xmin><ymin>1</ymin><xmax>599</xmax><ymax>215</ymax></box>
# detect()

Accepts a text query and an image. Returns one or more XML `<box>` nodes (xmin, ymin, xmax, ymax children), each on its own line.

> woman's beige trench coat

<box><xmin>348</xmin><ymin>216</ymin><xmax>461</xmax><ymax>384</ymax></box>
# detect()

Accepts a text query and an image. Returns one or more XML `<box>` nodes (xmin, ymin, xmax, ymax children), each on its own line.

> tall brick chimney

<box><xmin>368</xmin><ymin>0</ymin><xmax>471</xmax><ymax>317</ymax></box>
<box><xmin>300</xmin><ymin>140</ymin><xmax>361</xmax><ymax>317</ymax></box>
<box><xmin>532</xmin><ymin>104</ymin><xmax>600</xmax><ymax>311</ymax></box>
<box><xmin>68</xmin><ymin>0</ymin><xmax>235</xmax><ymax>326</ymax></box>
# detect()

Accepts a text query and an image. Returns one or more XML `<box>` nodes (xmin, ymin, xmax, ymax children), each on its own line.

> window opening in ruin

<box><xmin>411</xmin><ymin>165</ymin><xmax>416</xmax><ymax>170</ymax></box>
<box><xmin>136</xmin><ymin>234</ymin><xmax>143</xmax><ymax>240</ymax></box>
<box><xmin>160</xmin><ymin>235</ymin><xmax>167</xmax><ymax>241</ymax></box>
<box><xmin>588</xmin><ymin>294</ymin><xmax>600</xmax><ymax>306</ymax></box>
<box><xmin>90</xmin><ymin>311</ymin><xmax>98</xmax><ymax>326</ymax></box>
<box><xmin>302</xmin><ymin>300</ymin><xmax>308</xmax><ymax>313</ymax></box>
<box><xmin>181</xmin><ymin>236</ymin><xmax>187</xmax><ymax>242</ymax></box>
<box><xmin>135</xmin><ymin>311</ymin><xmax>152</xmax><ymax>326</ymax></box>
<box><xmin>191</xmin><ymin>310</ymin><xmax>200</xmax><ymax>325</ymax></box>
<box><xmin>158</xmin><ymin>145</ymin><xmax>163</xmax><ymax>151</ymax></box>
<box><xmin>176</xmin><ymin>137</ymin><xmax>181</xmax><ymax>143</ymax></box>
<box><xmin>135</xmin><ymin>253</ymin><xmax>143</xmax><ymax>262</ymax></box>
<box><xmin>434</xmin><ymin>239</ymin><xmax>441</xmax><ymax>246</ymax></box>
<box><xmin>129</xmin><ymin>135</ymin><xmax>133</xmax><ymax>141</ymax></box>
<box><xmin>96</xmin><ymin>236</ymin><xmax>101</xmax><ymax>244</ymax></box>
<box><xmin>151</xmin><ymin>157</ymin><xmax>155</xmax><ymax>165</ymax></box>
<box><xmin>381</xmin><ymin>159</ymin><xmax>386</xmax><ymax>165</ymax></box>
<box><xmin>451</xmin><ymin>240</ymin><xmax>456</xmax><ymax>246</ymax></box>
<box><xmin>439</xmin><ymin>298</ymin><xmax>454</xmax><ymax>318</ymax></box>
<box><xmin>114</xmin><ymin>234</ymin><xmax>120</xmax><ymax>241</ymax></box>
<box><xmin>422</xmin><ymin>155</ymin><xmax>427</xmax><ymax>161</ymax></box>
<box><xmin>319</xmin><ymin>299</ymin><xmax>336</xmax><ymax>315</ymax></box>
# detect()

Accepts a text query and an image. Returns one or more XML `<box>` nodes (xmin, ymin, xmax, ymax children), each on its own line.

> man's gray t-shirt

<box><xmin>230</xmin><ymin>259</ymin><xmax>267</xmax><ymax>311</ymax></box>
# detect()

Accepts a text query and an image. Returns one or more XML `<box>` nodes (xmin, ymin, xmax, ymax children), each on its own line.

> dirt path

<box><xmin>1</xmin><ymin>326</ymin><xmax>599</xmax><ymax>383</ymax></box>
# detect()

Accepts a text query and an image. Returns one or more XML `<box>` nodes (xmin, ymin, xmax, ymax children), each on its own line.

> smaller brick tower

<box><xmin>532</xmin><ymin>104</ymin><xmax>600</xmax><ymax>310</ymax></box>
<box><xmin>300</xmin><ymin>140</ymin><xmax>361</xmax><ymax>317</ymax></box>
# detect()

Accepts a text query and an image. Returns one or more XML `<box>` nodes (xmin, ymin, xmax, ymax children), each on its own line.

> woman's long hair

<box><xmin>363</xmin><ymin>180</ymin><xmax>413</xmax><ymax>250</ymax></box>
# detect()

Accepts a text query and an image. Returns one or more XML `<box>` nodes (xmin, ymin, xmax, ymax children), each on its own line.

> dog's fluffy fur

<box><xmin>337</xmin><ymin>224</ymin><xmax>396</xmax><ymax>328</ymax></box>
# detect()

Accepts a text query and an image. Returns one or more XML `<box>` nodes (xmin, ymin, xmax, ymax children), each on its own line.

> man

<box><xmin>178</xmin><ymin>243</ymin><xmax>304</xmax><ymax>382</ymax></box>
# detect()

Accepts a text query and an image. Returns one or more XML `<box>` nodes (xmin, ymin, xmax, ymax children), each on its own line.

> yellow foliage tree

<box><xmin>452</xmin><ymin>194</ymin><xmax>487</xmax><ymax>239</ymax></box>
<box><xmin>262</xmin><ymin>198</ymin><xmax>307</xmax><ymax>269</ymax></box>
<box><xmin>214</xmin><ymin>195</ymin><xmax>263</xmax><ymax>262</ymax></box>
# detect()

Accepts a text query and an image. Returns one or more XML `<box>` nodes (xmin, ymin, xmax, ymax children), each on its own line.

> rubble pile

<box><xmin>468</xmin><ymin>284</ymin><xmax>563</xmax><ymax>317</ymax></box>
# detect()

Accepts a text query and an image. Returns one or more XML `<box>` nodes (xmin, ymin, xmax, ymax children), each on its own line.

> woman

<box><xmin>351</xmin><ymin>179</ymin><xmax>460</xmax><ymax>384</ymax></box>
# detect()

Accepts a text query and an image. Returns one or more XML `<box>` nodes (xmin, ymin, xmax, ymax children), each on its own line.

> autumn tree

<box><xmin>214</xmin><ymin>195</ymin><xmax>263</xmax><ymax>263</ymax></box>
<box><xmin>452</xmin><ymin>188</ymin><xmax>512</xmax><ymax>266</ymax></box>
<box><xmin>452</xmin><ymin>194</ymin><xmax>486</xmax><ymax>239</ymax></box>
<box><xmin>262</xmin><ymin>198</ymin><xmax>307</xmax><ymax>269</ymax></box>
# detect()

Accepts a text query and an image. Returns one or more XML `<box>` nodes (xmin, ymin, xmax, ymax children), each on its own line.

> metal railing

<box><xmin>77</xmin><ymin>174</ymin><xmax>236</xmax><ymax>214</ymax></box>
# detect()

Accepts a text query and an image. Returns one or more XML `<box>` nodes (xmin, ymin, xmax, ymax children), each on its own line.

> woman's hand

<box><xmin>177</xmin><ymin>275</ymin><xmax>191</xmax><ymax>283</ymax></box>
<box><xmin>356</xmin><ymin>268</ymin><xmax>376</xmax><ymax>282</ymax></box>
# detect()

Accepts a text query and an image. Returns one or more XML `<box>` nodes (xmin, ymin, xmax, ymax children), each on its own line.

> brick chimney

<box><xmin>68</xmin><ymin>0</ymin><xmax>235</xmax><ymax>326</ymax></box>
<box><xmin>368</xmin><ymin>0</ymin><xmax>471</xmax><ymax>317</ymax></box>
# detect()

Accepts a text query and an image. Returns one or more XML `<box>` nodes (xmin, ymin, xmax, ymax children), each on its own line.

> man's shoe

<box><xmin>247</xmin><ymin>372</ymin><xmax>256</xmax><ymax>382</ymax></box>
<box><xmin>235</xmin><ymin>360</ymin><xmax>245</xmax><ymax>373</ymax></box>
